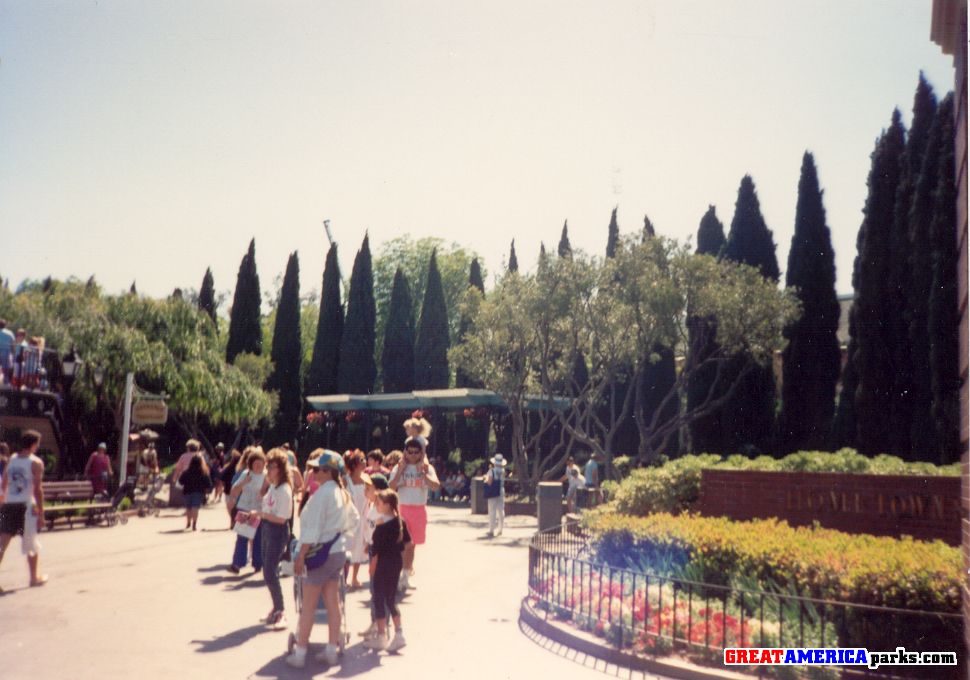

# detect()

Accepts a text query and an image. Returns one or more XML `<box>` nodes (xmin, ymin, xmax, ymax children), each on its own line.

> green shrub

<box><xmin>464</xmin><ymin>458</ymin><xmax>485</xmax><ymax>478</ymax></box>
<box><xmin>608</xmin><ymin>449</ymin><xmax>959</xmax><ymax>516</ymax></box>
<box><xmin>584</xmin><ymin>511</ymin><xmax>962</xmax><ymax>613</ymax></box>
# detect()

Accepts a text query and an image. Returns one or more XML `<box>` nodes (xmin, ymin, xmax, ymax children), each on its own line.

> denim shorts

<box><xmin>185</xmin><ymin>492</ymin><xmax>204</xmax><ymax>509</ymax></box>
<box><xmin>304</xmin><ymin>550</ymin><xmax>347</xmax><ymax>586</ymax></box>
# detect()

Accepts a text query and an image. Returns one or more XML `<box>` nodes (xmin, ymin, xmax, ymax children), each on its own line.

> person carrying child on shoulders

<box><xmin>388</xmin><ymin>436</ymin><xmax>439</xmax><ymax>590</ymax></box>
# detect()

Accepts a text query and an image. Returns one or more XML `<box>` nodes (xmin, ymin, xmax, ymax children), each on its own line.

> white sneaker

<box><xmin>364</xmin><ymin>634</ymin><xmax>389</xmax><ymax>651</ymax></box>
<box><xmin>314</xmin><ymin>643</ymin><xmax>339</xmax><ymax>665</ymax></box>
<box><xmin>284</xmin><ymin>650</ymin><xmax>306</xmax><ymax>668</ymax></box>
<box><xmin>387</xmin><ymin>631</ymin><xmax>407</xmax><ymax>652</ymax></box>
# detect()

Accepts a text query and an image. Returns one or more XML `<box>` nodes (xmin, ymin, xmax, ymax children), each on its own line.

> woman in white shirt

<box><xmin>255</xmin><ymin>449</ymin><xmax>293</xmax><ymax>630</ymax></box>
<box><xmin>286</xmin><ymin>451</ymin><xmax>360</xmax><ymax>669</ymax></box>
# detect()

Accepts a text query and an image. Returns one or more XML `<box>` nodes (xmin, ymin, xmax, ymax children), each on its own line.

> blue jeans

<box><xmin>260</xmin><ymin>522</ymin><xmax>288</xmax><ymax>612</ymax></box>
<box><xmin>232</xmin><ymin>523</ymin><xmax>263</xmax><ymax>570</ymax></box>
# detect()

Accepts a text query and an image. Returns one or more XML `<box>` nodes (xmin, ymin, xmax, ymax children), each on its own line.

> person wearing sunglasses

<box><xmin>388</xmin><ymin>437</ymin><xmax>439</xmax><ymax>591</ymax></box>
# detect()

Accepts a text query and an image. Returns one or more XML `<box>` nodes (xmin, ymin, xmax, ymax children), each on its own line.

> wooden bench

<box><xmin>42</xmin><ymin>481</ymin><xmax>113</xmax><ymax>530</ymax></box>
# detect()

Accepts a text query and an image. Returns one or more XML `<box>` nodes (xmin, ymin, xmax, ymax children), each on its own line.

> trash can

<box><xmin>537</xmin><ymin>482</ymin><xmax>563</xmax><ymax>532</ymax></box>
<box><xmin>470</xmin><ymin>477</ymin><xmax>487</xmax><ymax>514</ymax></box>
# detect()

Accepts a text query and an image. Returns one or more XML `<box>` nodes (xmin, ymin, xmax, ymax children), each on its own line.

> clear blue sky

<box><xmin>0</xmin><ymin>1</ymin><xmax>957</xmax><ymax>303</ymax></box>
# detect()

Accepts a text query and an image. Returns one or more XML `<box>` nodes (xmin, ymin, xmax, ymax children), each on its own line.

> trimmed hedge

<box><xmin>584</xmin><ymin>511</ymin><xmax>963</xmax><ymax>613</ymax></box>
<box><xmin>603</xmin><ymin>449</ymin><xmax>960</xmax><ymax>516</ymax></box>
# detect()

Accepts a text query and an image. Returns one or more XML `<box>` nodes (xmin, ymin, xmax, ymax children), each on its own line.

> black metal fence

<box><xmin>528</xmin><ymin>522</ymin><xmax>963</xmax><ymax>678</ymax></box>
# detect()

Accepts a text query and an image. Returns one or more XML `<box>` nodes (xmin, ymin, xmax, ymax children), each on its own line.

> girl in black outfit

<box><xmin>365</xmin><ymin>489</ymin><xmax>410</xmax><ymax>652</ymax></box>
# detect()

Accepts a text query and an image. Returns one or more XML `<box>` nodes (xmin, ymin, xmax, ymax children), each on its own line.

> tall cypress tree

<box><xmin>643</xmin><ymin>215</ymin><xmax>656</xmax><ymax>240</ymax></box>
<box><xmin>381</xmin><ymin>268</ymin><xmax>416</xmax><ymax>394</ymax></box>
<box><xmin>456</xmin><ymin>258</ymin><xmax>488</xmax><ymax>457</ymax></box>
<box><xmin>508</xmin><ymin>240</ymin><xmax>519</xmax><ymax>273</ymax></box>
<box><xmin>908</xmin><ymin>92</ymin><xmax>946</xmax><ymax>458</ymax></box>
<box><xmin>226</xmin><ymin>238</ymin><xmax>263</xmax><ymax>363</ymax></box>
<box><xmin>558</xmin><ymin>221</ymin><xmax>572</xmax><ymax>257</ymax></box>
<box><xmin>687</xmin><ymin>206</ymin><xmax>728</xmax><ymax>453</ymax></box>
<box><xmin>414</xmin><ymin>249</ymin><xmax>451</xmax><ymax>389</ymax></box>
<box><xmin>639</xmin><ymin>221</ymin><xmax>679</xmax><ymax>456</ymax></box>
<box><xmin>928</xmin><ymin>93</ymin><xmax>960</xmax><ymax>463</ymax></box>
<box><xmin>198</xmin><ymin>267</ymin><xmax>217</xmax><ymax>326</ymax></box>
<box><xmin>777</xmin><ymin>153</ymin><xmax>841</xmax><ymax>452</ymax></box>
<box><xmin>721</xmin><ymin>176</ymin><xmax>780</xmax><ymax>454</ymax></box>
<box><xmin>129</xmin><ymin>281</ymin><xmax>137</xmax><ymax>295</ymax></box>
<box><xmin>606</xmin><ymin>207</ymin><xmax>620</xmax><ymax>258</ymax></box>
<box><xmin>306</xmin><ymin>243</ymin><xmax>344</xmax><ymax>396</ymax></box>
<box><xmin>888</xmin><ymin>76</ymin><xmax>938</xmax><ymax>457</ymax></box>
<box><xmin>456</xmin><ymin>259</ymin><xmax>486</xmax><ymax>389</ymax></box>
<box><xmin>267</xmin><ymin>252</ymin><xmax>303</xmax><ymax>445</ymax></box>
<box><xmin>853</xmin><ymin>111</ymin><xmax>906</xmax><ymax>456</ymax></box>
<box><xmin>338</xmin><ymin>235</ymin><xmax>377</xmax><ymax>394</ymax></box>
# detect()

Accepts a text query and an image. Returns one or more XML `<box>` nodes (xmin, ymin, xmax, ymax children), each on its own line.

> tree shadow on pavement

<box><xmin>191</xmin><ymin>623</ymin><xmax>271</xmax><ymax>653</ymax></box>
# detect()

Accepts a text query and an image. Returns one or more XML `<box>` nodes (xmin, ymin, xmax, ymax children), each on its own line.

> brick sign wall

<box><xmin>699</xmin><ymin>469</ymin><xmax>962</xmax><ymax>545</ymax></box>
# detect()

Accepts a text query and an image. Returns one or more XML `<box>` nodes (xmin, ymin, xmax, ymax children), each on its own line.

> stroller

<box><xmin>137</xmin><ymin>474</ymin><xmax>165</xmax><ymax>518</ymax></box>
<box><xmin>285</xmin><ymin>538</ymin><xmax>351</xmax><ymax>659</ymax></box>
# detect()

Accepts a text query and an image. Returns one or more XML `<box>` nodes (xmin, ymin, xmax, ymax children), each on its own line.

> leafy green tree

<box><xmin>778</xmin><ymin>152</ymin><xmax>841</xmax><ymax>452</ymax></box>
<box><xmin>928</xmin><ymin>93</ymin><xmax>960</xmax><ymax>463</ymax></box>
<box><xmin>338</xmin><ymin>235</ymin><xmax>377</xmax><ymax>394</ymax></box>
<box><xmin>0</xmin><ymin>281</ymin><xmax>272</xmax><ymax>470</ymax></box>
<box><xmin>266</xmin><ymin>252</ymin><xmax>302</xmax><ymax>445</ymax></box>
<box><xmin>380</xmin><ymin>268</ymin><xmax>415</xmax><ymax>393</ymax></box>
<box><xmin>452</xmin><ymin>237</ymin><xmax>796</xmax><ymax>490</ymax></box>
<box><xmin>372</xmin><ymin>236</ymin><xmax>483</xmax><ymax>370</ymax></box>
<box><xmin>889</xmin><ymin>76</ymin><xmax>937</xmax><ymax>457</ymax></box>
<box><xmin>226</xmin><ymin>239</ymin><xmax>263</xmax><ymax>363</ymax></box>
<box><xmin>508</xmin><ymin>240</ymin><xmax>519</xmax><ymax>273</ymax></box>
<box><xmin>606</xmin><ymin>207</ymin><xmax>620</xmax><ymax>258</ymax></box>
<box><xmin>198</xmin><ymin>267</ymin><xmax>217</xmax><ymax>326</ymax></box>
<box><xmin>414</xmin><ymin>250</ymin><xmax>450</xmax><ymax>389</ymax></box>
<box><xmin>853</xmin><ymin>111</ymin><xmax>906</xmax><ymax>456</ymax></box>
<box><xmin>306</xmin><ymin>243</ymin><xmax>343</xmax><ymax>396</ymax></box>
<box><xmin>721</xmin><ymin>176</ymin><xmax>781</xmax><ymax>454</ymax></box>
<box><xmin>558</xmin><ymin>221</ymin><xmax>572</xmax><ymax>257</ymax></box>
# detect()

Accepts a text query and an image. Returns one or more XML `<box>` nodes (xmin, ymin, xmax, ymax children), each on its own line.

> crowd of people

<box><xmin>0</xmin><ymin>318</ymin><xmax>52</xmax><ymax>391</ymax></box>
<box><xmin>161</xmin><ymin>411</ymin><xmax>442</xmax><ymax>668</ymax></box>
<box><xmin>0</xmin><ymin>404</ymin><xmax>599</xmax><ymax>667</ymax></box>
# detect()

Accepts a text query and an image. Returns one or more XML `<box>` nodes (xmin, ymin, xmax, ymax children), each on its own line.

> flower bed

<box><xmin>584</xmin><ymin>512</ymin><xmax>962</xmax><ymax>612</ymax></box>
<box><xmin>531</xmin><ymin>563</ymin><xmax>839</xmax><ymax>679</ymax></box>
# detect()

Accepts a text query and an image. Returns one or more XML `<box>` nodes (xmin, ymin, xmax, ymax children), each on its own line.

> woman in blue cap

<box><xmin>286</xmin><ymin>450</ymin><xmax>360</xmax><ymax>668</ymax></box>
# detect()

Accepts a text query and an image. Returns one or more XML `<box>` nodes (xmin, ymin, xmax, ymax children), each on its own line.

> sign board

<box><xmin>699</xmin><ymin>469</ymin><xmax>961</xmax><ymax>545</ymax></box>
<box><xmin>131</xmin><ymin>399</ymin><xmax>168</xmax><ymax>425</ymax></box>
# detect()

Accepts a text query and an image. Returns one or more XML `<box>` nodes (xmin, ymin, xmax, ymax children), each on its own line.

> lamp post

<box><xmin>61</xmin><ymin>347</ymin><xmax>82</xmax><ymax>382</ymax></box>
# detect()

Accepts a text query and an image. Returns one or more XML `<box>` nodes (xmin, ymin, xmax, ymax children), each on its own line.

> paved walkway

<box><xmin>0</xmin><ymin>504</ymin><xmax>665</xmax><ymax>680</ymax></box>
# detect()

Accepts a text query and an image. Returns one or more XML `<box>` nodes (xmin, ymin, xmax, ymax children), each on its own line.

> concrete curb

<box><xmin>519</xmin><ymin>597</ymin><xmax>752</xmax><ymax>680</ymax></box>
